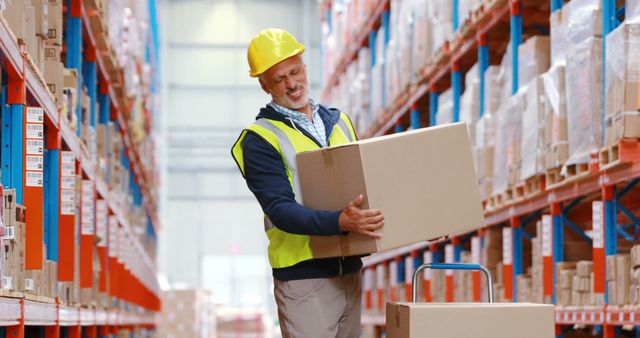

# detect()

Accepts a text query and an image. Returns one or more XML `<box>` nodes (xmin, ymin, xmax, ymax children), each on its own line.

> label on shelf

<box><xmin>26</xmin><ymin>171</ymin><xmax>43</xmax><ymax>187</ymax></box>
<box><xmin>3</xmin><ymin>277</ymin><xmax>12</xmax><ymax>290</ymax></box>
<box><xmin>405</xmin><ymin>256</ymin><xmax>414</xmax><ymax>284</ymax></box>
<box><xmin>81</xmin><ymin>222</ymin><xmax>95</xmax><ymax>235</ymax></box>
<box><xmin>24</xmin><ymin>279</ymin><xmax>34</xmax><ymax>291</ymax></box>
<box><xmin>445</xmin><ymin>244</ymin><xmax>454</xmax><ymax>276</ymax></box>
<box><xmin>503</xmin><ymin>227</ymin><xmax>513</xmax><ymax>265</ymax></box>
<box><xmin>96</xmin><ymin>200</ymin><xmax>107</xmax><ymax>245</ymax></box>
<box><xmin>108</xmin><ymin>216</ymin><xmax>118</xmax><ymax>257</ymax></box>
<box><xmin>542</xmin><ymin>215</ymin><xmax>552</xmax><ymax>257</ymax></box>
<box><xmin>3</xmin><ymin>227</ymin><xmax>15</xmax><ymax>240</ymax></box>
<box><xmin>26</xmin><ymin>123</ymin><xmax>44</xmax><ymax>139</ymax></box>
<box><xmin>26</xmin><ymin>108</ymin><xmax>44</xmax><ymax>123</ymax></box>
<box><xmin>471</xmin><ymin>236</ymin><xmax>480</xmax><ymax>264</ymax></box>
<box><xmin>61</xmin><ymin>177</ymin><xmax>75</xmax><ymax>189</ymax></box>
<box><xmin>61</xmin><ymin>201</ymin><xmax>74</xmax><ymax>215</ymax></box>
<box><xmin>61</xmin><ymin>151</ymin><xmax>75</xmax><ymax>164</ymax></box>
<box><xmin>376</xmin><ymin>264</ymin><xmax>385</xmax><ymax>289</ymax></box>
<box><xmin>364</xmin><ymin>268</ymin><xmax>374</xmax><ymax>291</ymax></box>
<box><xmin>423</xmin><ymin>251</ymin><xmax>432</xmax><ymax>280</ymax></box>
<box><xmin>60</xmin><ymin>190</ymin><xmax>75</xmax><ymax>203</ymax></box>
<box><xmin>26</xmin><ymin>155</ymin><xmax>44</xmax><ymax>171</ymax></box>
<box><xmin>26</xmin><ymin>139</ymin><xmax>44</xmax><ymax>155</ymax></box>
<box><xmin>592</xmin><ymin>201</ymin><xmax>604</xmax><ymax>249</ymax></box>
<box><xmin>389</xmin><ymin>261</ymin><xmax>397</xmax><ymax>287</ymax></box>
<box><xmin>61</xmin><ymin>163</ymin><xmax>75</xmax><ymax>177</ymax></box>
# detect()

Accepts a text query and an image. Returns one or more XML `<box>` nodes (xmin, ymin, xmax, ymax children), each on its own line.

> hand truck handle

<box><xmin>411</xmin><ymin>263</ymin><xmax>494</xmax><ymax>303</ymax></box>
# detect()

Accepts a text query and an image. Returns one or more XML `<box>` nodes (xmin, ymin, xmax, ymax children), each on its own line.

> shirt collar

<box><xmin>269</xmin><ymin>98</ymin><xmax>320</xmax><ymax>121</ymax></box>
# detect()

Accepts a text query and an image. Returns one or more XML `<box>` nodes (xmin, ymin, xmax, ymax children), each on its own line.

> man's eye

<box><xmin>291</xmin><ymin>69</ymin><xmax>299</xmax><ymax>75</ymax></box>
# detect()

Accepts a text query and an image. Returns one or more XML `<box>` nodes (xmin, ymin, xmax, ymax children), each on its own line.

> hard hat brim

<box><xmin>249</xmin><ymin>46</ymin><xmax>305</xmax><ymax>78</ymax></box>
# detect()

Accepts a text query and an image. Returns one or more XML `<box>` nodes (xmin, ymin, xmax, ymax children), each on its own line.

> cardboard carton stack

<box><xmin>603</xmin><ymin>21</ymin><xmax>640</xmax><ymax>147</ymax></box>
<box><xmin>158</xmin><ymin>289</ymin><xmax>217</xmax><ymax>338</ymax></box>
<box><xmin>43</xmin><ymin>0</ymin><xmax>64</xmax><ymax>105</ymax></box>
<box><xmin>518</xmin><ymin>36</ymin><xmax>551</xmax><ymax>90</ymax></box>
<box><xmin>571</xmin><ymin>260</ymin><xmax>593</xmax><ymax>306</ymax></box>
<box><xmin>63</xmin><ymin>68</ymin><xmax>79</xmax><ymax>131</ymax></box>
<box><xmin>630</xmin><ymin>245</ymin><xmax>640</xmax><ymax>304</ymax></box>
<box><xmin>520</xmin><ymin>76</ymin><xmax>547</xmax><ymax>184</ymax></box>
<box><xmin>555</xmin><ymin>262</ymin><xmax>576</xmax><ymax>306</ymax></box>
<box><xmin>436</xmin><ymin>88</ymin><xmax>454</xmax><ymax>125</ymax></box>
<box><xmin>461</xmin><ymin>64</ymin><xmax>481</xmax><ymax>143</ymax></box>
<box><xmin>454</xmin><ymin>251</ymin><xmax>473</xmax><ymax>302</ymax></box>
<box><xmin>3</xmin><ymin>190</ymin><xmax>25</xmax><ymax>292</ymax></box>
<box><xmin>530</xmin><ymin>222</ymin><xmax>544</xmax><ymax>303</ymax></box>
<box><xmin>607</xmin><ymin>254</ymin><xmax>631</xmax><ymax>305</ymax></box>
<box><xmin>542</xmin><ymin>65</ymin><xmax>569</xmax><ymax>173</ymax></box>
<box><xmin>493</xmin><ymin>262</ymin><xmax>506</xmax><ymax>302</ymax></box>
<box><xmin>563</xmin><ymin>0</ymin><xmax>604</xmax><ymax>171</ymax></box>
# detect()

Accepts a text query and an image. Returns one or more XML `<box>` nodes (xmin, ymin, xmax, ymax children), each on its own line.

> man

<box><xmin>231</xmin><ymin>28</ymin><xmax>385</xmax><ymax>338</ymax></box>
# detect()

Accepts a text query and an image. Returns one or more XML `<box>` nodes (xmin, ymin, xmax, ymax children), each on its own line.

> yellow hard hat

<box><xmin>247</xmin><ymin>28</ymin><xmax>305</xmax><ymax>77</ymax></box>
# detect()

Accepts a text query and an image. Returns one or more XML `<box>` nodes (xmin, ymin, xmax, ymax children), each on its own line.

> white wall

<box><xmin>159</xmin><ymin>0</ymin><xmax>321</xmax><ymax>312</ymax></box>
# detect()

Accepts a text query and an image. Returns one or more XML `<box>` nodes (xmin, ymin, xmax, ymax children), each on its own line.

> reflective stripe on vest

<box><xmin>232</xmin><ymin>112</ymin><xmax>356</xmax><ymax>268</ymax></box>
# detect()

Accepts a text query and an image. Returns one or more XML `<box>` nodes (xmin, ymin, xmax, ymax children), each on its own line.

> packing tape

<box><xmin>339</xmin><ymin>235</ymin><xmax>350</xmax><ymax>257</ymax></box>
<box><xmin>322</xmin><ymin>149</ymin><xmax>333</xmax><ymax>166</ymax></box>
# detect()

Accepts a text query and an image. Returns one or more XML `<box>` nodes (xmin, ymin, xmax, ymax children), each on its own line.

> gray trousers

<box><xmin>274</xmin><ymin>273</ymin><xmax>362</xmax><ymax>338</ymax></box>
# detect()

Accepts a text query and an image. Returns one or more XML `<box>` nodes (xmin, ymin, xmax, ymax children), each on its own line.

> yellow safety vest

<box><xmin>232</xmin><ymin>113</ymin><xmax>357</xmax><ymax>269</ymax></box>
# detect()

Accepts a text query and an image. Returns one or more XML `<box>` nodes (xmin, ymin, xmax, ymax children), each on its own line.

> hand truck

<box><xmin>411</xmin><ymin>262</ymin><xmax>494</xmax><ymax>303</ymax></box>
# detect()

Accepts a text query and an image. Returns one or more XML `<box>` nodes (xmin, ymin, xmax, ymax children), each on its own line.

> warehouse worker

<box><xmin>231</xmin><ymin>28</ymin><xmax>384</xmax><ymax>338</ymax></box>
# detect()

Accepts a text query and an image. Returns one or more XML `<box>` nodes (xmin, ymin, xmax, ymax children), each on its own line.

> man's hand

<box><xmin>339</xmin><ymin>195</ymin><xmax>384</xmax><ymax>238</ymax></box>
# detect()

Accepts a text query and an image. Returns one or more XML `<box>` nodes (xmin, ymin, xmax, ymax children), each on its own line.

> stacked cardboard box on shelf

<box><xmin>3</xmin><ymin>190</ymin><xmax>25</xmax><ymax>292</ymax></box>
<box><xmin>520</xmin><ymin>76</ymin><xmax>547</xmax><ymax>182</ymax></box>
<box><xmin>555</xmin><ymin>262</ymin><xmax>576</xmax><ymax>306</ymax></box>
<box><xmin>572</xmin><ymin>261</ymin><xmax>593</xmax><ymax>306</ymax></box>
<box><xmin>603</xmin><ymin>21</ymin><xmax>640</xmax><ymax>146</ymax></box>
<box><xmin>630</xmin><ymin>245</ymin><xmax>640</xmax><ymax>304</ymax></box>
<box><xmin>157</xmin><ymin>289</ymin><xmax>217</xmax><ymax>338</ymax></box>
<box><xmin>454</xmin><ymin>251</ymin><xmax>473</xmax><ymax>302</ymax></box>
<box><xmin>542</xmin><ymin>65</ymin><xmax>569</xmax><ymax>172</ymax></box>
<box><xmin>608</xmin><ymin>254</ymin><xmax>631</xmax><ymax>305</ymax></box>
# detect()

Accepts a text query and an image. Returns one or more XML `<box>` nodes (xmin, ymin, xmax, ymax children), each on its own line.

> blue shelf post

<box><xmin>394</xmin><ymin>122</ymin><xmax>405</xmax><ymax>134</ymax></box>
<box><xmin>83</xmin><ymin>45</ymin><xmax>97</xmax><ymax>130</ymax></box>
<box><xmin>551</xmin><ymin>202</ymin><xmax>563</xmax><ymax>304</ymax></box>
<box><xmin>452</xmin><ymin>61</ymin><xmax>462</xmax><ymax>123</ymax></box>
<box><xmin>66</xmin><ymin>0</ymin><xmax>83</xmax><ymax>137</ymax></box>
<box><xmin>602</xmin><ymin>0</ymin><xmax>619</xmax><ymax>146</ymax></box>
<box><xmin>512</xmin><ymin>217</ymin><xmax>523</xmax><ymax>301</ymax></box>
<box><xmin>99</xmin><ymin>78</ymin><xmax>111</xmax><ymax>183</ymax></box>
<box><xmin>381</xmin><ymin>10</ymin><xmax>390</xmax><ymax>109</ymax></box>
<box><xmin>429</xmin><ymin>85</ymin><xmax>439</xmax><ymax>126</ymax></box>
<box><xmin>478</xmin><ymin>34</ymin><xmax>489</xmax><ymax>118</ymax></box>
<box><xmin>551</xmin><ymin>0</ymin><xmax>563</xmax><ymax>12</ymax></box>
<box><xmin>453</xmin><ymin>0</ymin><xmax>460</xmax><ymax>32</ymax></box>
<box><xmin>410</xmin><ymin>104</ymin><xmax>420</xmax><ymax>129</ymax></box>
<box><xmin>44</xmin><ymin>128</ymin><xmax>61</xmax><ymax>262</ymax></box>
<box><xmin>1</xmin><ymin>77</ymin><xmax>25</xmax><ymax>203</ymax></box>
<box><xmin>510</xmin><ymin>0</ymin><xmax>522</xmax><ymax>93</ymax></box>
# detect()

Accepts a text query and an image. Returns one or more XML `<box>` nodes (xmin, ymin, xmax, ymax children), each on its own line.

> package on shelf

<box><xmin>530</xmin><ymin>234</ymin><xmax>545</xmax><ymax>303</ymax></box>
<box><xmin>426</xmin><ymin>0</ymin><xmax>452</xmax><ymax>53</ymax></box>
<box><xmin>608</xmin><ymin>254</ymin><xmax>631</xmax><ymax>305</ymax></box>
<box><xmin>460</xmin><ymin>64</ymin><xmax>481</xmax><ymax>145</ymax></box>
<box><xmin>555</xmin><ymin>262</ymin><xmax>576</xmax><ymax>306</ymax></box>
<box><xmin>565</xmin><ymin>36</ymin><xmax>603</xmax><ymax>168</ymax></box>
<box><xmin>2</xmin><ymin>189</ymin><xmax>16</xmax><ymax>228</ymax></box>
<box><xmin>481</xmin><ymin>227</ymin><xmax>502</xmax><ymax>287</ymax></box>
<box><xmin>411</xmin><ymin>0</ymin><xmax>432</xmax><ymax>74</ymax></box>
<box><xmin>3</xmin><ymin>217</ymin><xmax>25</xmax><ymax>292</ymax></box>
<box><xmin>44</xmin><ymin>44</ymin><xmax>63</xmax><ymax>104</ymax></box>
<box><xmin>454</xmin><ymin>251</ymin><xmax>473</xmax><ymax>302</ymax></box>
<box><xmin>483</xmin><ymin>66</ymin><xmax>503</xmax><ymax>116</ymax></box>
<box><xmin>516</xmin><ymin>275</ymin><xmax>532</xmax><ymax>302</ymax></box>
<box><xmin>565</xmin><ymin>0</ymin><xmax>602</xmax><ymax>45</ymax></box>
<box><xmin>436</xmin><ymin>88</ymin><xmax>453</xmax><ymax>125</ymax></box>
<box><xmin>518</xmin><ymin>36</ymin><xmax>550</xmax><ymax>90</ymax></box>
<box><xmin>498</xmin><ymin>42</ymin><xmax>513</xmax><ymax>104</ymax></box>
<box><xmin>385</xmin><ymin>39</ymin><xmax>401</xmax><ymax>105</ymax></box>
<box><xmin>474</xmin><ymin>114</ymin><xmax>495</xmax><ymax>199</ymax></box>
<box><xmin>492</xmin><ymin>95</ymin><xmax>523</xmax><ymax>195</ymax></box>
<box><xmin>604</xmin><ymin>21</ymin><xmax>640</xmax><ymax>146</ymax></box>
<box><xmin>520</xmin><ymin>76</ymin><xmax>546</xmax><ymax>181</ymax></box>
<box><xmin>550</xmin><ymin>6</ymin><xmax>568</xmax><ymax>65</ymax></box>
<box><xmin>63</xmin><ymin>68</ymin><xmax>79</xmax><ymax>131</ymax></box>
<box><xmin>3</xmin><ymin>0</ymin><xmax>26</xmax><ymax>41</ymax></box>
<box><xmin>370</xmin><ymin>26</ymin><xmax>387</xmax><ymax>117</ymax></box>
<box><xmin>458</xmin><ymin>0</ymin><xmax>483</xmax><ymax>25</ymax></box>
<box><xmin>542</xmin><ymin>64</ymin><xmax>569</xmax><ymax>170</ymax></box>
<box><xmin>159</xmin><ymin>289</ymin><xmax>217</xmax><ymax>338</ymax></box>
<box><xmin>32</xmin><ymin>0</ymin><xmax>48</xmax><ymax>39</ymax></box>
<box><xmin>47</xmin><ymin>1</ymin><xmax>62</xmax><ymax>45</ymax></box>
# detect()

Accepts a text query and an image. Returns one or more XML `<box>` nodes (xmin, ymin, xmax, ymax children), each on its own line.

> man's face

<box><xmin>259</xmin><ymin>55</ymin><xmax>309</xmax><ymax>110</ymax></box>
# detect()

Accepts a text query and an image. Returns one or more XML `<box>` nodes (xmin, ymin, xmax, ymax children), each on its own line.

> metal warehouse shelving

<box><xmin>320</xmin><ymin>0</ymin><xmax>640</xmax><ymax>337</ymax></box>
<box><xmin>0</xmin><ymin>0</ymin><xmax>160</xmax><ymax>337</ymax></box>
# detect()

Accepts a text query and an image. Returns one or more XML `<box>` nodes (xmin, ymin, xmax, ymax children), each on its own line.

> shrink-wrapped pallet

<box><xmin>542</xmin><ymin>65</ymin><xmax>569</xmax><ymax>170</ymax></box>
<box><xmin>520</xmin><ymin>76</ymin><xmax>547</xmax><ymax>181</ymax></box>
<box><xmin>604</xmin><ymin>22</ymin><xmax>640</xmax><ymax>146</ymax></box>
<box><xmin>565</xmin><ymin>37</ymin><xmax>603</xmax><ymax>168</ymax></box>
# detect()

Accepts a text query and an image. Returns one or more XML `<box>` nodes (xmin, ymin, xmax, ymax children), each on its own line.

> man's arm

<box><xmin>243</xmin><ymin>132</ymin><xmax>342</xmax><ymax>236</ymax></box>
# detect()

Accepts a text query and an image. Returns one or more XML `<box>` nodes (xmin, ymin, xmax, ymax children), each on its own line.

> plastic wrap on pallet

<box><xmin>460</xmin><ymin>64</ymin><xmax>481</xmax><ymax>145</ymax></box>
<box><xmin>565</xmin><ymin>37</ymin><xmax>602</xmax><ymax>167</ymax></box>
<box><xmin>385</xmin><ymin>39</ymin><xmax>400</xmax><ymax>106</ymax></box>
<box><xmin>520</xmin><ymin>77</ymin><xmax>546</xmax><ymax>181</ymax></box>
<box><xmin>474</xmin><ymin>115</ymin><xmax>495</xmax><ymax>199</ymax></box>
<box><xmin>507</xmin><ymin>92</ymin><xmax>525</xmax><ymax>186</ymax></box>
<box><xmin>484</xmin><ymin>66</ymin><xmax>503</xmax><ymax>115</ymax></box>
<box><xmin>604</xmin><ymin>22</ymin><xmax>640</xmax><ymax>146</ymax></box>
<box><xmin>629</xmin><ymin>0</ymin><xmax>640</xmax><ymax>22</ymax></box>
<box><xmin>492</xmin><ymin>103</ymin><xmax>510</xmax><ymax>196</ymax></box>
<box><xmin>412</xmin><ymin>0</ymin><xmax>432</xmax><ymax>74</ymax></box>
<box><xmin>498</xmin><ymin>42</ymin><xmax>513</xmax><ymax>102</ymax></box>
<box><xmin>436</xmin><ymin>88</ymin><xmax>454</xmax><ymax>125</ymax></box>
<box><xmin>565</xmin><ymin>0</ymin><xmax>602</xmax><ymax>44</ymax></box>
<box><xmin>518</xmin><ymin>36</ymin><xmax>550</xmax><ymax>89</ymax></box>
<box><xmin>542</xmin><ymin>64</ymin><xmax>569</xmax><ymax>170</ymax></box>
<box><xmin>550</xmin><ymin>8</ymin><xmax>568</xmax><ymax>65</ymax></box>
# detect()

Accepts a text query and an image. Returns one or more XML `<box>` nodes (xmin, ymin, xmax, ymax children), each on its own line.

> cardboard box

<box><xmin>32</xmin><ymin>0</ymin><xmax>49</xmax><ymax>38</ymax></box>
<box><xmin>297</xmin><ymin>123</ymin><xmax>485</xmax><ymax>258</ymax></box>
<box><xmin>518</xmin><ymin>36</ymin><xmax>551</xmax><ymax>88</ymax></box>
<box><xmin>47</xmin><ymin>3</ymin><xmax>63</xmax><ymax>45</ymax></box>
<box><xmin>3</xmin><ymin>0</ymin><xmax>26</xmax><ymax>41</ymax></box>
<box><xmin>44</xmin><ymin>60</ymin><xmax>63</xmax><ymax>104</ymax></box>
<box><xmin>386</xmin><ymin>302</ymin><xmax>554</xmax><ymax>338</ymax></box>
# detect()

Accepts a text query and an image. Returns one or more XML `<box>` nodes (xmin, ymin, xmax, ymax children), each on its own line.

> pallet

<box><xmin>0</xmin><ymin>289</ymin><xmax>24</xmax><ymax>299</ymax></box>
<box><xmin>564</xmin><ymin>163</ymin><xmax>590</xmax><ymax>180</ymax></box>
<box><xmin>599</xmin><ymin>139</ymin><xmax>640</xmax><ymax>170</ymax></box>
<box><xmin>515</xmin><ymin>174</ymin><xmax>546</xmax><ymax>200</ymax></box>
<box><xmin>486</xmin><ymin>188</ymin><xmax>515</xmax><ymax>210</ymax></box>
<box><xmin>545</xmin><ymin>167</ymin><xmax>563</xmax><ymax>188</ymax></box>
<box><xmin>24</xmin><ymin>293</ymin><xmax>56</xmax><ymax>304</ymax></box>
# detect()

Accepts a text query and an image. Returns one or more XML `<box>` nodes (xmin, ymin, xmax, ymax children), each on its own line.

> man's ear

<box><xmin>259</xmin><ymin>78</ymin><xmax>270</xmax><ymax>95</ymax></box>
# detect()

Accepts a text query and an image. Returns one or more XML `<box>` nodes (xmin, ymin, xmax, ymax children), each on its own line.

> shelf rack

<box><xmin>321</xmin><ymin>0</ymin><xmax>640</xmax><ymax>337</ymax></box>
<box><xmin>0</xmin><ymin>0</ymin><xmax>161</xmax><ymax>336</ymax></box>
